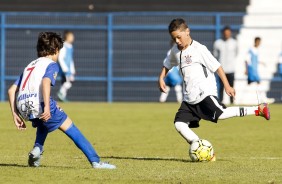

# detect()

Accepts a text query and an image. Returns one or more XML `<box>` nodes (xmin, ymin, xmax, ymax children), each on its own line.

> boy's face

<box><xmin>255</xmin><ymin>39</ymin><xmax>261</xmax><ymax>47</ymax></box>
<box><xmin>66</xmin><ymin>33</ymin><xmax>75</xmax><ymax>44</ymax></box>
<box><xmin>170</xmin><ymin>28</ymin><xmax>190</xmax><ymax>50</ymax></box>
<box><xmin>223</xmin><ymin>29</ymin><xmax>232</xmax><ymax>40</ymax></box>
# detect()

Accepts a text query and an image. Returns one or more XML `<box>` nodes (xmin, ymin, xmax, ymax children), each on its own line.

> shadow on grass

<box><xmin>0</xmin><ymin>163</ymin><xmax>28</xmax><ymax>167</ymax></box>
<box><xmin>0</xmin><ymin>163</ymin><xmax>74</xmax><ymax>169</ymax></box>
<box><xmin>102</xmin><ymin>156</ymin><xmax>191</xmax><ymax>163</ymax></box>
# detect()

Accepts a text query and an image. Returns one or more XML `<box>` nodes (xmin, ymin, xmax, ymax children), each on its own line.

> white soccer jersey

<box><xmin>16</xmin><ymin>57</ymin><xmax>58</xmax><ymax>120</ymax></box>
<box><xmin>163</xmin><ymin>40</ymin><xmax>221</xmax><ymax>104</ymax></box>
<box><xmin>213</xmin><ymin>38</ymin><xmax>237</xmax><ymax>74</ymax></box>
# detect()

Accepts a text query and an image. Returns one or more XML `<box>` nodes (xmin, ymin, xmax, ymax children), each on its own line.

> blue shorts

<box><xmin>30</xmin><ymin>105</ymin><xmax>67</xmax><ymax>133</ymax></box>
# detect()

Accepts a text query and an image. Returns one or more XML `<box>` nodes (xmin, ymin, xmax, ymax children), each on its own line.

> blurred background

<box><xmin>0</xmin><ymin>0</ymin><xmax>281</xmax><ymax>103</ymax></box>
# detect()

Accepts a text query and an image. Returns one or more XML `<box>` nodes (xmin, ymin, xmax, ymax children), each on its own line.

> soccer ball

<box><xmin>189</xmin><ymin>139</ymin><xmax>214</xmax><ymax>162</ymax></box>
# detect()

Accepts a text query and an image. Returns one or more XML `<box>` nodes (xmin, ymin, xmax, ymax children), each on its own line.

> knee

<box><xmin>59</xmin><ymin>117</ymin><xmax>73</xmax><ymax>132</ymax></box>
<box><xmin>174</xmin><ymin>85</ymin><xmax>182</xmax><ymax>92</ymax></box>
<box><xmin>174</xmin><ymin>121</ymin><xmax>185</xmax><ymax>132</ymax></box>
<box><xmin>64</xmin><ymin>81</ymin><xmax>72</xmax><ymax>89</ymax></box>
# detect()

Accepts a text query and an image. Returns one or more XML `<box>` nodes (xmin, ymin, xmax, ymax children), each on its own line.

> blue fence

<box><xmin>0</xmin><ymin>12</ymin><xmax>245</xmax><ymax>102</ymax></box>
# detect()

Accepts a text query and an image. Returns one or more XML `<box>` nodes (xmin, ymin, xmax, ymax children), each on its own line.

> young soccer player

<box><xmin>158</xmin><ymin>19</ymin><xmax>270</xmax><ymax>159</ymax></box>
<box><xmin>57</xmin><ymin>30</ymin><xmax>75</xmax><ymax>102</ymax></box>
<box><xmin>245</xmin><ymin>37</ymin><xmax>262</xmax><ymax>85</ymax></box>
<box><xmin>245</xmin><ymin>37</ymin><xmax>275</xmax><ymax>103</ymax></box>
<box><xmin>8</xmin><ymin>32</ymin><xmax>116</xmax><ymax>169</ymax></box>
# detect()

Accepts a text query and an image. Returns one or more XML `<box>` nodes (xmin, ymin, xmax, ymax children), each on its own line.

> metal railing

<box><xmin>0</xmin><ymin>12</ymin><xmax>245</xmax><ymax>102</ymax></box>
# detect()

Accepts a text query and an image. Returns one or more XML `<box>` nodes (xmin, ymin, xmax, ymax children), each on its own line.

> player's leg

<box><xmin>175</xmin><ymin>121</ymin><xmax>199</xmax><ymax>144</ymax></box>
<box><xmin>174</xmin><ymin>84</ymin><xmax>183</xmax><ymax>103</ymax></box>
<box><xmin>227</xmin><ymin>73</ymin><xmax>235</xmax><ymax>104</ymax></box>
<box><xmin>219</xmin><ymin>78</ymin><xmax>224</xmax><ymax>103</ymax></box>
<box><xmin>28</xmin><ymin>122</ymin><xmax>48</xmax><ymax>167</ymax></box>
<box><xmin>174</xmin><ymin>102</ymin><xmax>200</xmax><ymax>144</ymax></box>
<box><xmin>58</xmin><ymin>72</ymin><xmax>66</xmax><ymax>101</ymax></box>
<box><xmin>60</xmin><ymin>117</ymin><xmax>116</xmax><ymax>169</ymax></box>
<box><xmin>58</xmin><ymin>75</ymin><xmax>71</xmax><ymax>101</ymax></box>
<box><xmin>159</xmin><ymin>86</ymin><xmax>170</xmax><ymax>102</ymax></box>
<box><xmin>206</xmin><ymin>96</ymin><xmax>270</xmax><ymax>120</ymax></box>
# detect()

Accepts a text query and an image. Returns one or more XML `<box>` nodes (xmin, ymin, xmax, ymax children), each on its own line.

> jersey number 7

<box><xmin>22</xmin><ymin>66</ymin><xmax>35</xmax><ymax>91</ymax></box>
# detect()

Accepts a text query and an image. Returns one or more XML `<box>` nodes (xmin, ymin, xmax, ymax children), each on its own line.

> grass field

<box><xmin>0</xmin><ymin>102</ymin><xmax>281</xmax><ymax>184</ymax></box>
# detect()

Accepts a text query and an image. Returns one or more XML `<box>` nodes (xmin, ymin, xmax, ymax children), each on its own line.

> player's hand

<box><xmin>158</xmin><ymin>79</ymin><xmax>167</xmax><ymax>93</ymax></box>
<box><xmin>40</xmin><ymin>107</ymin><xmax>51</xmax><ymax>122</ymax></box>
<box><xmin>13</xmin><ymin>113</ymin><xmax>26</xmax><ymax>130</ymax></box>
<box><xmin>225</xmin><ymin>86</ymin><xmax>236</xmax><ymax>98</ymax></box>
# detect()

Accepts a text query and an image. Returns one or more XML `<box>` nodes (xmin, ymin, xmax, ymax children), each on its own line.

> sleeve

<box><xmin>200</xmin><ymin>45</ymin><xmax>221</xmax><ymax>72</ymax></box>
<box><xmin>14</xmin><ymin>73</ymin><xmax>23</xmax><ymax>87</ymax></box>
<box><xmin>43</xmin><ymin>63</ymin><xmax>59</xmax><ymax>86</ymax></box>
<box><xmin>163</xmin><ymin>48</ymin><xmax>179</xmax><ymax>70</ymax></box>
<box><xmin>58</xmin><ymin>47</ymin><xmax>68</xmax><ymax>73</ymax></box>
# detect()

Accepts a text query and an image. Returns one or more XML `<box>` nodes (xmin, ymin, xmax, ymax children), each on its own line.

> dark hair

<box><xmin>168</xmin><ymin>18</ymin><xmax>188</xmax><ymax>33</ymax></box>
<box><xmin>222</xmin><ymin>25</ymin><xmax>231</xmax><ymax>33</ymax></box>
<box><xmin>63</xmin><ymin>30</ymin><xmax>73</xmax><ymax>40</ymax></box>
<box><xmin>37</xmin><ymin>32</ymin><xmax>63</xmax><ymax>57</ymax></box>
<box><xmin>255</xmin><ymin>37</ymin><xmax>261</xmax><ymax>42</ymax></box>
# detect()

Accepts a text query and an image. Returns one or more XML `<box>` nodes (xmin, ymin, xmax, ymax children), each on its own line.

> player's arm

<box><xmin>245</xmin><ymin>61</ymin><xmax>248</xmax><ymax>75</ymax></box>
<box><xmin>40</xmin><ymin>63</ymin><xmax>59</xmax><ymax>122</ymax></box>
<box><xmin>159</xmin><ymin>48</ymin><xmax>177</xmax><ymax>93</ymax></box>
<box><xmin>158</xmin><ymin>45</ymin><xmax>178</xmax><ymax>93</ymax></box>
<box><xmin>40</xmin><ymin>78</ymin><xmax>51</xmax><ymax>122</ymax></box>
<box><xmin>158</xmin><ymin>66</ymin><xmax>169</xmax><ymax>93</ymax></box>
<box><xmin>58</xmin><ymin>47</ymin><xmax>68</xmax><ymax>73</ymax></box>
<box><xmin>216</xmin><ymin>66</ymin><xmax>236</xmax><ymax>98</ymax></box>
<box><xmin>8</xmin><ymin>84</ymin><xmax>26</xmax><ymax>130</ymax></box>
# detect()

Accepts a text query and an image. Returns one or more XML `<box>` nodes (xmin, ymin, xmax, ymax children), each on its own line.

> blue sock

<box><xmin>34</xmin><ymin>125</ymin><xmax>48</xmax><ymax>152</ymax></box>
<box><xmin>64</xmin><ymin>123</ymin><xmax>100</xmax><ymax>163</ymax></box>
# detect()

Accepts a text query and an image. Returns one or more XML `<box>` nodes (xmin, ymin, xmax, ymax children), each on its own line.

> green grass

<box><xmin>0</xmin><ymin>102</ymin><xmax>282</xmax><ymax>184</ymax></box>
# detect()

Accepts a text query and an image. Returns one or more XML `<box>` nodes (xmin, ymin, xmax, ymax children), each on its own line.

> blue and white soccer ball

<box><xmin>189</xmin><ymin>139</ymin><xmax>215</xmax><ymax>162</ymax></box>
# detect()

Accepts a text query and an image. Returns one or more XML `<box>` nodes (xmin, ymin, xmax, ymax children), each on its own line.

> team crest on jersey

<box><xmin>184</xmin><ymin>55</ymin><xmax>192</xmax><ymax>64</ymax></box>
<box><xmin>53</xmin><ymin>72</ymin><xmax>58</xmax><ymax>80</ymax></box>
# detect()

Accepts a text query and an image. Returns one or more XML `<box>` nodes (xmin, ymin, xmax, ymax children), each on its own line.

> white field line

<box><xmin>1</xmin><ymin>155</ymin><xmax>282</xmax><ymax>160</ymax></box>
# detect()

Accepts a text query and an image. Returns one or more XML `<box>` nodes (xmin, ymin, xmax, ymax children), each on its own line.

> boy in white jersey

<box><xmin>158</xmin><ymin>19</ymin><xmax>270</xmax><ymax>160</ymax></box>
<box><xmin>8</xmin><ymin>32</ymin><xmax>115</xmax><ymax>169</ymax></box>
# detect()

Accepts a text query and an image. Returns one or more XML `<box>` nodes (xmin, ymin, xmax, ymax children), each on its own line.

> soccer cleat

<box><xmin>28</xmin><ymin>147</ymin><xmax>42</xmax><ymax>167</ymax></box>
<box><xmin>92</xmin><ymin>162</ymin><xmax>116</xmax><ymax>169</ymax></box>
<box><xmin>255</xmin><ymin>103</ymin><xmax>270</xmax><ymax>120</ymax></box>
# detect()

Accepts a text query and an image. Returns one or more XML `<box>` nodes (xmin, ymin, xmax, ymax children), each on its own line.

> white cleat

<box><xmin>92</xmin><ymin>162</ymin><xmax>116</xmax><ymax>169</ymax></box>
<box><xmin>28</xmin><ymin>147</ymin><xmax>42</xmax><ymax>167</ymax></box>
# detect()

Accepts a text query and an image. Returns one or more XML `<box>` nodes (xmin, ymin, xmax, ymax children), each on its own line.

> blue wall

<box><xmin>0</xmin><ymin>12</ymin><xmax>245</xmax><ymax>102</ymax></box>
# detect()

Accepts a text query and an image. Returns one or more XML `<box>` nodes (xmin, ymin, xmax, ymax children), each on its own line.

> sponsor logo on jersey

<box><xmin>53</xmin><ymin>72</ymin><xmax>58</xmax><ymax>80</ymax></box>
<box><xmin>184</xmin><ymin>55</ymin><xmax>192</xmax><ymax>64</ymax></box>
<box><xmin>17</xmin><ymin>93</ymin><xmax>38</xmax><ymax>102</ymax></box>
